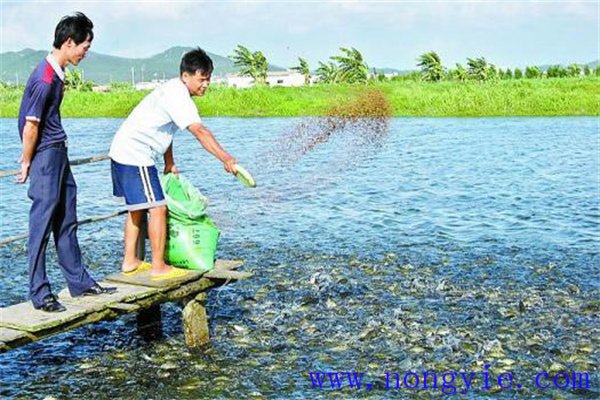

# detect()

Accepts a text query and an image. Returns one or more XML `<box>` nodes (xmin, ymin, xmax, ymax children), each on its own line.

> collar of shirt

<box><xmin>175</xmin><ymin>77</ymin><xmax>190</xmax><ymax>96</ymax></box>
<box><xmin>46</xmin><ymin>54</ymin><xmax>65</xmax><ymax>82</ymax></box>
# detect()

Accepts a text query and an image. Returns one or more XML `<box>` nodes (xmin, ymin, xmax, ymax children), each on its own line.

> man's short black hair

<box><xmin>180</xmin><ymin>48</ymin><xmax>214</xmax><ymax>76</ymax></box>
<box><xmin>53</xmin><ymin>12</ymin><xmax>94</xmax><ymax>49</ymax></box>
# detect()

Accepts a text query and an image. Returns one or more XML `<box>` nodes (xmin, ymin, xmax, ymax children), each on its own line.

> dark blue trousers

<box><xmin>27</xmin><ymin>143</ymin><xmax>96</xmax><ymax>307</ymax></box>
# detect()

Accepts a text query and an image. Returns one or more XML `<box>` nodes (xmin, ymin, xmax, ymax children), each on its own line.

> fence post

<box><xmin>136</xmin><ymin>213</ymin><xmax>162</xmax><ymax>339</ymax></box>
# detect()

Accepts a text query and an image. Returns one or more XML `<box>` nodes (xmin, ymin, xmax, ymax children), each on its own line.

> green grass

<box><xmin>1</xmin><ymin>78</ymin><xmax>598</xmax><ymax>118</ymax></box>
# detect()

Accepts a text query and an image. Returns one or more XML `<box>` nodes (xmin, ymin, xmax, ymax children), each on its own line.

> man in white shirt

<box><xmin>109</xmin><ymin>48</ymin><xmax>236</xmax><ymax>279</ymax></box>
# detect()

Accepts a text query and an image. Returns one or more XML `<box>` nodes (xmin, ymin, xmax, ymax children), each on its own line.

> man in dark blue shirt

<box><xmin>17</xmin><ymin>12</ymin><xmax>116</xmax><ymax>312</ymax></box>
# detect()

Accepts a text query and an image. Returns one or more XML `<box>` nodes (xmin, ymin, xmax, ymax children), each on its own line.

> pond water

<box><xmin>0</xmin><ymin>117</ymin><xmax>598</xmax><ymax>399</ymax></box>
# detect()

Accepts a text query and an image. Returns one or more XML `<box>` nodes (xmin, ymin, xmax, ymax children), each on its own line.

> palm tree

<box><xmin>231</xmin><ymin>45</ymin><xmax>256</xmax><ymax>78</ymax></box>
<box><xmin>65</xmin><ymin>68</ymin><xmax>92</xmax><ymax>91</ymax></box>
<box><xmin>450</xmin><ymin>63</ymin><xmax>468</xmax><ymax>82</ymax></box>
<box><xmin>291</xmin><ymin>57</ymin><xmax>311</xmax><ymax>85</ymax></box>
<box><xmin>417</xmin><ymin>51</ymin><xmax>444</xmax><ymax>82</ymax></box>
<box><xmin>231</xmin><ymin>45</ymin><xmax>268</xmax><ymax>85</ymax></box>
<box><xmin>567</xmin><ymin>63</ymin><xmax>582</xmax><ymax>77</ymax></box>
<box><xmin>547</xmin><ymin>65</ymin><xmax>567</xmax><ymax>78</ymax></box>
<box><xmin>466</xmin><ymin>57</ymin><xmax>492</xmax><ymax>81</ymax></box>
<box><xmin>525</xmin><ymin>66</ymin><xmax>541</xmax><ymax>79</ymax></box>
<box><xmin>315</xmin><ymin>61</ymin><xmax>340</xmax><ymax>84</ymax></box>
<box><xmin>253</xmin><ymin>51</ymin><xmax>268</xmax><ymax>85</ymax></box>
<box><xmin>330</xmin><ymin>47</ymin><xmax>369</xmax><ymax>83</ymax></box>
<box><xmin>488</xmin><ymin>63</ymin><xmax>500</xmax><ymax>80</ymax></box>
<box><xmin>514</xmin><ymin>68</ymin><xmax>523</xmax><ymax>79</ymax></box>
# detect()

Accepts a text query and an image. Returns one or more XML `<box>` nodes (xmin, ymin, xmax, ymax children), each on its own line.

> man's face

<box><xmin>66</xmin><ymin>35</ymin><xmax>92</xmax><ymax>66</ymax></box>
<box><xmin>183</xmin><ymin>70</ymin><xmax>211</xmax><ymax>97</ymax></box>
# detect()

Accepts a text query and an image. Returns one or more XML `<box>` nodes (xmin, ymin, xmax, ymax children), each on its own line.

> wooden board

<box><xmin>104</xmin><ymin>259</ymin><xmax>245</xmax><ymax>288</ymax></box>
<box><xmin>0</xmin><ymin>259</ymin><xmax>250</xmax><ymax>351</ymax></box>
<box><xmin>0</xmin><ymin>302</ymin><xmax>89</xmax><ymax>332</ymax></box>
<box><xmin>0</xmin><ymin>327</ymin><xmax>30</xmax><ymax>344</ymax></box>
<box><xmin>215</xmin><ymin>260</ymin><xmax>244</xmax><ymax>271</ymax></box>
<box><xmin>204</xmin><ymin>269</ymin><xmax>253</xmax><ymax>280</ymax></box>
<box><xmin>105</xmin><ymin>268</ymin><xmax>203</xmax><ymax>289</ymax></box>
<box><xmin>58</xmin><ymin>282</ymin><xmax>158</xmax><ymax>312</ymax></box>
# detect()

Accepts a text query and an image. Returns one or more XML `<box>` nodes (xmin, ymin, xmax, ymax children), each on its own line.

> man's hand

<box><xmin>16</xmin><ymin>161</ymin><xmax>30</xmax><ymax>184</ymax></box>
<box><xmin>20</xmin><ymin>120</ymin><xmax>39</xmax><ymax>184</ymax></box>
<box><xmin>223</xmin><ymin>156</ymin><xmax>237</xmax><ymax>174</ymax></box>
<box><xmin>164</xmin><ymin>164</ymin><xmax>179</xmax><ymax>176</ymax></box>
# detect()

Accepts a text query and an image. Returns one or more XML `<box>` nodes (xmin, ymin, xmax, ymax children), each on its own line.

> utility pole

<box><xmin>131</xmin><ymin>67</ymin><xmax>135</xmax><ymax>86</ymax></box>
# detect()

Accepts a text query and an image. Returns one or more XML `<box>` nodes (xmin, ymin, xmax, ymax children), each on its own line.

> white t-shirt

<box><xmin>109</xmin><ymin>78</ymin><xmax>202</xmax><ymax>166</ymax></box>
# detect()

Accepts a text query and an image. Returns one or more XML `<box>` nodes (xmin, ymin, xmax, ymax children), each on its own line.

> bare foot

<box><xmin>150</xmin><ymin>263</ymin><xmax>175</xmax><ymax>276</ymax></box>
<box><xmin>122</xmin><ymin>258</ymin><xmax>144</xmax><ymax>273</ymax></box>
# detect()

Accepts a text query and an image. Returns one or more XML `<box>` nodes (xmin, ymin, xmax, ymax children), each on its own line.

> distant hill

<box><xmin>370</xmin><ymin>67</ymin><xmax>414</xmax><ymax>75</ymax></box>
<box><xmin>2</xmin><ymin>48</ymin><xmax>595</xmax><ymax>84</ymax></box>
<box><xmin>537</xmin><ymin>59</ymin><xmax>598</xmax><ymax>71</ymax></box>
<box><xmin>0</xmin><ymin>46</ymin><xmax>285</xmax><ymax>84</ymax></box>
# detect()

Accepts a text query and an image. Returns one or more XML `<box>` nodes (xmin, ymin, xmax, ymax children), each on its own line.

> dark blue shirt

<box><xmin>18</xmin><ymin>57</ymin><xmax>66</xmax><ymax>151</ymax></box>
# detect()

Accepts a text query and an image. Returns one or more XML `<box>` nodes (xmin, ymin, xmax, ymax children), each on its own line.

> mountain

<box><xmin>536</xmin><ymin>59</ymin><xmax>598</xmax><ymax>71</ymax></box>
<box><xmin>586</xmin><ymin>59</ymin><xmax>599</xmax><ymax>68</ymax></box>
<box><xmin>1</xmin><ymin>48</ymin><xmax>47</xmax><ymax>84</ymax></box>
<box><xmin>0</xmin><ymin>46</ymin><xmax>285</xmax><ymax>84</ymax></box>
<box><xmin>370</xmin><ymin>67</ymin><xmax>414</xmax><ymax>75</ymax></box>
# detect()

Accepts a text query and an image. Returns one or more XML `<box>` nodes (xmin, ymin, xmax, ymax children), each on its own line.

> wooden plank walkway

<box><xmin>0</xmin><ymin>260</ymin><xmax>252</xmax><ymax>352</ymax></box>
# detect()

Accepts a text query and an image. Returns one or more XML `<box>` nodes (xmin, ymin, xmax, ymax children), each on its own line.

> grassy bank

<box><xmin>1</xmin><ymin>78</ymin><xmax>598</xmax><ymax>118</ymax></box>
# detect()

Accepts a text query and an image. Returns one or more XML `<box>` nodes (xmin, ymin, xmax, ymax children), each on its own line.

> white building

<box><xmin>226</xmin><ymin>71</ymin><xmax>307</xmax><ymax>88</ymax></box>
<box><xmin>226</xmin><ymin>75</ymin><xmax>254</xmax><ymax>89</ymax></box>
<box><xmin>134</xmin><ymin>81</ymin><xmax>164</xmax><ymax>91</ymax></box>
<box><xmin>266</xmin><ymin>71</ymin><xmax>306</xmax><ymax>87</ymax></box>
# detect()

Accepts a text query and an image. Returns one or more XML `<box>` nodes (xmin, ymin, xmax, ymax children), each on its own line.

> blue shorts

<box><xmin>111</xmin><ymin>160</ymin><xmax>166</xmax><ymax>211</ymax></box>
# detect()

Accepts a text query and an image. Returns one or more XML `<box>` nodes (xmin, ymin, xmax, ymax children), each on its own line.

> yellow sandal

<box><xmin>122</xmin><ymin>261</ymin><xmax>152</xmax><ymax>276</ymax></box>
<box><xmin>151</xmin><ymin>267</ymin><xmax>188</xmax><ymax>281</ymax></box>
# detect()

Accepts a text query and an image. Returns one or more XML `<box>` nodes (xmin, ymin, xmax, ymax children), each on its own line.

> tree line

<box><xmin>232</xmin><ymin>45</ymin><xmax>369</xmax><ymax>85</ymax></box>
<box><xmin>3</xmin><ymin>46</ymin><xmax>595</xmax><ymax>92</ymax></box>
<box><xmin>416</xmin><ymin>51</ymin><xmax>599</xmax><ymax>82</ymax></box>
<box><xmin>232</xmin><ymin>46</ymin><xmax>598</xmax><ymax>85</ymax></box>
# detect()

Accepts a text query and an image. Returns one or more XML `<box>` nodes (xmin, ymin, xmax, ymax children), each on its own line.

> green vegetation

<box><xmin>329</xmin><ymin>47</ymin><xmax>369</xmax><ymax>84</ymax></box>
<box><xmin>0</xmin><ymin>85</ymin><xmax>148</xmax><ymax>118</ymax></box>
<box><xmin>1</xmin><ymin>78</ymin><xmax>598</xmax><ymax>118</ymax></box>
<box><xmin>2</xmin><ymin>46</ymin><xmax>597</xmax><ymax>118</ymax></box>
<box><xmin>230</xmin><ymin>45</ymin><xmax>268</xmax><ymax>85</ymax></box>
<box><xmin>64</xmin><ymin>68</ymin><xmax>93</xmax><ymax>91</ymax></box>
<box><xmin>314</xmin><ymin>47</ymin><xmax>369</xmax><ymax>84</ymax></box>
<box><xmin>414</xmin><ymin>51</ymin><xmax>600</xmax><ymax>84</ymax></box>
<box><xmin>417</xmin><ymin>51</ymin><xmax>444</xmax><ymax>82</ymax></box>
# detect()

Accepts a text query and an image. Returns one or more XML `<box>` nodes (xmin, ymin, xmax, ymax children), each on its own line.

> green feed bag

<box><xmin>160</xmin><ymin>172</ymin><xmax>208</xmax><ymax>222</ymax></box>
<box><xmin>161</xmin><ymin>173</ymin><xmax>220</xmax><ymax>272</ymax></box>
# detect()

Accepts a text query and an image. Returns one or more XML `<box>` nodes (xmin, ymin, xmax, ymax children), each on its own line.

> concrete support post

<box><xmin>183</xmin><ymin>292</ymin><xmax>209</xmax><ymax>347</ymax></box>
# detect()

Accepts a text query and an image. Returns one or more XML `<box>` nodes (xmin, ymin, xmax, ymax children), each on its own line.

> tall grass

<box><xmin>1</xmin><ymin>78</ymin><xmax>598</xmax><ymax>118</ymax></box>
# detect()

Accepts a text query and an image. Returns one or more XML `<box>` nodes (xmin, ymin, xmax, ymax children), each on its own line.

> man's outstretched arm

<box><xmin>188</xmin><ymin>122</ymin><xmax>236</xmax><ymax>174</ymax></box>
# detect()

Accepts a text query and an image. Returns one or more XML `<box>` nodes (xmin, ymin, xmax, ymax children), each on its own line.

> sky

<box><xmin>1</xmin><ymin>0</ymin><xmax>598</xmax><ymax>70</ymax></box>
